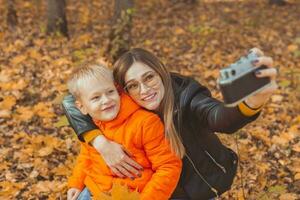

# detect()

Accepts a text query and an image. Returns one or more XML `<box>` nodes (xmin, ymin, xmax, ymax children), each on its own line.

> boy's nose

<box><xmin>101</xmin><ymin>94</ymin><xmax>111</xmax><ymax>104</ymax></box>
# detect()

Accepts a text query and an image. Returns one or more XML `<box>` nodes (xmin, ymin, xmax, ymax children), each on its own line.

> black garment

<box><xmin>62</xmin><ymin>73</ymin><xmax>259</xmax><ymax>199</ymax></box>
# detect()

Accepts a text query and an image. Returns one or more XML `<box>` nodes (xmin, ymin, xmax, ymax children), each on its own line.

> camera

<box><xmin>218</xmin><ymin>52</ymin><xmax>271</xmax><ymax>107</ymax></box>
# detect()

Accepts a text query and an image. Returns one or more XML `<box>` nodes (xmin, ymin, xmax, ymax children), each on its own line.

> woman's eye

<box><xmin>144</xmin><ymin>74</ymin><xmax>155</xmax><ymax>82</ymax></box>
<box><xmin>127</xmin><ymin>83</ymin><xmax>138</xmax><ymax>90</ymax></box>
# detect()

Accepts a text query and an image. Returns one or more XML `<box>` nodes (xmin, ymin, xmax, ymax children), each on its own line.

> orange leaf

<box><xmin>14</xmin><ymin>106</ymin><xmax>34</xmax><ymax>121</ymax></box>
<box><xmin>175</xmin><ymin>27</ymin><xmax>185</xmax><ymax>35</ymax></box>
<box><xmin>287</xmin><ymin>44</ymin><xmax>298</xmax><ymax>52</ymax></box>
<box><xmin>11</xmin><ymin>55</ymin><xmax>27</xmax><ymax>65</ymax></box>
<box><xmin>38</xmin><ymin>147</ymin><xmax>53</xmax><ymax>157</ymax></box>
<box><xmin>0</xmin><ymin>96</ymin><xmax>16</xmax><ymax>110</ymax></box>
<box><xmin>279</xmin><ymin>193</ymin><xmax>298</xmax><ymax>200</ymax></box>
<box><xmin>33</xmin><ymin>102</ymin><xmax>55</xmax><ymax>118</ymax></box>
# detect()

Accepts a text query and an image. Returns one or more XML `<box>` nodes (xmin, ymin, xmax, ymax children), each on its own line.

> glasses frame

<box><xmin>124</xmin><ymin>71</ymin><xmax>160</xmax><ymax>95</ymax></box>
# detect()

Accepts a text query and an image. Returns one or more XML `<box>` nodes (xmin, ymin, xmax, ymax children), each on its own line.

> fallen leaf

<box><xmin>287</xmin><ymin>44</ymin><xmax>298</xmax><ymax>52</ymax></box>
<box><xmin>279</xmin><ymin>193</ymin><xmax>298</xmax><ymax>200</ymax></box>
<box><xmin>0</xmin><ymin>95</ymin><xmax>16</xmax><ymax>110</ymax></box>
<box><xmin>10</xmin><ymin>55</ymin><xmax>27</xmax><ymax>65</ymax></box>
<box><xmin>14</xmin><ymin>106</ymin><xmax>34</xmax><ymax>121</ymax></box>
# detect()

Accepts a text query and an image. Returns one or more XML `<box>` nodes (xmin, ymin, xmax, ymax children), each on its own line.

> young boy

<box><xmin>66</xmin><ymin>64</ymin><xmax>182</xmax><ymax>200</ymax></box>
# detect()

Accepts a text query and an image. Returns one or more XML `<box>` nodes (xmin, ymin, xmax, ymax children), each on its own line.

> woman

<box><xmin>63</xmin><ymin>48</ymin><xmax>277</xmax><ymax>199</ymax></box>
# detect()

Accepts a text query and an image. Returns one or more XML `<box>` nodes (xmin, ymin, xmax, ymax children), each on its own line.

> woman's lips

<box><xmin>142</xmin><ymin>93</ymin><xmax>157</xmax><ymax>101</ymax></box>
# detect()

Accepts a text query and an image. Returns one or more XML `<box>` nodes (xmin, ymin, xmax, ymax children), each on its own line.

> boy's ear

<box><xmin>75</xmin><ymin>100</ymin><xmax>88</xmax><ymax>115</ymax></box>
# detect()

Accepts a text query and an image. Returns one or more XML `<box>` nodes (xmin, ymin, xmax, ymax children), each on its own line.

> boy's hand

<box><xmin>67</xmin><ymin>188</ymin><xmax>81</xmax><ymax>200</ymax></box>
<box><xmin>92</xmin><ymin>135</ymin><xmax>143</xmax><ymax>179</ymax></box>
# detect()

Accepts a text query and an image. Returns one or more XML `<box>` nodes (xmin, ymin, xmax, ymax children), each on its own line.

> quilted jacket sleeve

<box><xmin>62</xmin><ymin>94</ymin><xmax>100</xmax><ymax>142</ymax></box>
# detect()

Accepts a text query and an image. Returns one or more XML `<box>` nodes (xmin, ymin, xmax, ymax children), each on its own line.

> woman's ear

<box><xmin>75</xmin><ymin>100</ymin><xmax>88</xmax><ymax>115</ymax></box>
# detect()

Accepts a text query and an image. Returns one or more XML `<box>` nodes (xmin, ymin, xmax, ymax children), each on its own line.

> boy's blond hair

<box><xmin>68</xmin><ymin>64</ymin><xmax>114</xmax><ymax>100</ymax></box>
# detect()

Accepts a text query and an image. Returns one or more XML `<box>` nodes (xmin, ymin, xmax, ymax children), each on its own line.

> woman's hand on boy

<box><xmin>244</xmin><ymin>48</ymin><xmax>278</xmax><ymax>109</ymax></box>
<box><xmin>91</xmin><ymin>135</ymin><xmax>143</xmax><ymax>179</ymax></box>
<box><xmin>67</xmin><ymin>188</ymin><xmax>81</xmax><ymax>200</ymax></box>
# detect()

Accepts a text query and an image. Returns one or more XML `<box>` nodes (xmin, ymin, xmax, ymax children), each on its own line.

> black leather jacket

<box><xmin>62</xmin><ymin>73</ymin><xmax>259</xmax><ymax>199</ymax></box>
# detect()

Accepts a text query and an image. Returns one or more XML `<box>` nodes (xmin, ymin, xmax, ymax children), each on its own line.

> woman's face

<box><xmin>124</xmin><ymin>62</ymin><xmax>165</xmax><ymax>111</ymax></box>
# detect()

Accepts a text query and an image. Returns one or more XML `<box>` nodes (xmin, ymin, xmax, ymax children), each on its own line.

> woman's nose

<box><xmin>140</xmin><ymin>83</ymin><xmax>151</xmax><ymax>94</ymax></box>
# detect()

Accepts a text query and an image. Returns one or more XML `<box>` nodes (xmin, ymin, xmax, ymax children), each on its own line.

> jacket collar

<box><xmin>94</xmin><ymin>93</ymin><xmax>140</xmax><ymax>129</ymax></box>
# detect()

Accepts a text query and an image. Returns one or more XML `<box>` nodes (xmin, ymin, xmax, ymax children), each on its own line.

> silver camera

<box><xmin>218</xmin><ymin>52</ymin><xmax>271</xmax><ymax>107</ymax></box>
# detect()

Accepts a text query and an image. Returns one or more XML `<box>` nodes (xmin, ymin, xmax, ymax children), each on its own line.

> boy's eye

<box><xmin>92</xmin><ymin>96</ymin><xmax>100</xmax><ymax>101</ymax></box>
<box><xmin>107</xmin><ymin>89</ymin><xmax>116</xmax><ymax>94</ymax></box>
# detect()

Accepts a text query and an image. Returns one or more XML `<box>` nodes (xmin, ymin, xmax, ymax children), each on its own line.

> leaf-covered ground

<box><xmin>0</xmin><ymin>0</ymin><xmax>299</xmax><ymax>199</ymax></box>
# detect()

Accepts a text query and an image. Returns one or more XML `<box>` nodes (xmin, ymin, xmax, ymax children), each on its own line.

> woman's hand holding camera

<box><xmin>244</xmin><ymin>48</ymin><xmax>278</xmax><ymax>109</ymax></box>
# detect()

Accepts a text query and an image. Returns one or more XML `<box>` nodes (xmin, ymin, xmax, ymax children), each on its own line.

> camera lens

<box><xmin>231</xmin><ymin>70</ymin><xmax>236</xmax><ymax>76</ymax></box>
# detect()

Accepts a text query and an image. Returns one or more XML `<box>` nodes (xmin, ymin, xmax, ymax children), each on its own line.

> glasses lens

<box><xmin>124</xmin><ymin>72</ymin><xmax>159</xmax><ymax>95</ymax></box>
<box><xmin>125</xmin><ymin>82</ymin><xmax>139</xmax><ymax>94</ymax></box>
<box><xmin>143</xmin><ymin>72</ymin><xmax>158</xmax><ymax>87</ymax></box>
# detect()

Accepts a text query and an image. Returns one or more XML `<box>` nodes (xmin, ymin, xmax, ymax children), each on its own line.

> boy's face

<box><xmin>76</xmin><ymin>77</ymin><xmax>120</xmax><ymax>121</ymax></box>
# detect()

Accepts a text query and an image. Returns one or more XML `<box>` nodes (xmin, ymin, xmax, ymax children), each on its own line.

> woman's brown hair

<box><xmin>113</xmin><ymin>48</ymin><xmax>185</xmax><ymax>158</ymax></box>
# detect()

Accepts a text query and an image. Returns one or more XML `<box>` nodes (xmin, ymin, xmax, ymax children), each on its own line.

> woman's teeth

<box><xmin>143</xmin><ymin>93</ymin><xmax>156</xmax><ymax>101</ymax></box>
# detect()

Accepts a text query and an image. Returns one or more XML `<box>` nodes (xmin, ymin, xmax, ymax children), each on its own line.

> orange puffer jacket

<box><xmin>68</xmin><ymin>93</ymin><xmax>182</xmax><ymax>200</ymax></box>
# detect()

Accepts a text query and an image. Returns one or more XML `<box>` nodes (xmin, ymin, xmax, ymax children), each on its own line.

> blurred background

<box><xmin>0</xmin><ymin>0</ymin><xmax>299</xmax><ymax>199</ymax></box>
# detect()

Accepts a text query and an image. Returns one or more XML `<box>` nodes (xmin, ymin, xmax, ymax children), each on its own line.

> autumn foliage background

<box><xmin>0</xmin><ymin>0</ymin><xmax>299</xmax><ymax>199</ymax></box>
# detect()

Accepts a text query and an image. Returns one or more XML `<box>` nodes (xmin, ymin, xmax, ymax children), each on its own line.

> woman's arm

<box><xmin>62</xmin><ymin>95</ymin><xmax>99</xmax><ymax>142</ymax></box>
<box><xmin>62</xmin><ymin>95</ymin><xmax>143</xmax><ymax>177</ymax></box>
<box><xmin>189</xmin><ymin>48</ymin><xmax>277</xmax><ymax>133</ymax></box>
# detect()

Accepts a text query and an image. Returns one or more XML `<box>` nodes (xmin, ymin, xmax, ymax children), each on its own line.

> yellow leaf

<box><xmin>31</xmin><ymin>181</ymin><xmax>66</xmax><ymax>194</ymax></box>
<box><xmin>271</xmin><ymin>94</ymin><xmax>284</xmax><ymax>103</ymax></box>
<box><xmin>52</xmin><ymin>58</ymin><xmax>71</xmax><ymax>67</ymax></box>
<box><xmin>38</xmin><ymin>146</ymin><xmax>53</xmax><ymax>157</ymax></box>
<box><xmin>0</xmin><ymin>96</ymin><xmax>16</xmax><ymax>110</ymax></box>
<box><xmin>250</xmin><ymin>127</ymin><xmax>271</xmax><ymax>146</ymax></box>
<box><xmin>279</xmin><ymin>193</ymin><xmax>298</xmax><ymax>200</ymax></box>
<box><xmin>33</xmin><ymin>102</ymin><xmax>55</xmax><ymax>118</ymax></box>
<box><xmin>0</xmin><ymin>181</ymin><xmax>25</xmax><ymax>197</ymax></box>
<box><xmin>175</xmin><ymin>27</ymin><xmax>185</xmax><ymax>35</ymax></box>
<box><xmin>95</xmin><ymin>182</ymin><xmax>140</xmax><ymax>200</ymax></box>
<box><xmin>28</xmin><ymin>49</ymin><xmax>42</xmax><ymax>61</ymax></box>
<box><xmin>144</xmin><ymin>39</ymin><xmax>153</xmax><ymax>46</ymax></box>
<box><xmin>0</xmin><ymin>109</ymin><xmax>11</xmax><ymax>118</ymax></box>
<box><xmin>75</xmin><ymin>33</ymin><xmax>92</xmax><ymax>46</ymax></box>
<box><xmin>287</xmin><ymin>44</ymin><xmax>298</xmax><ymax>52</ymax></box>
<box><xmin>294</xmin><ymin>173</ymin><xmax>300</xmax><ymax>180</ymax></box>
<box><xmin>33</xmin><ymin>39</ymin><xmax>45</xmax><ymax>47</ymax></box>
<box><xmin>0</xmin><ymin>79</ymin><xmax>28</xmax><ymax>91</ymax></box>
<box><xmin>0</xmin><ymin>161</ymin><xmax>9</xmax><ymax>171</ymax></box>
<box><xmin>14</xmin><ymin>106</ymin><xmax>34</xmax><ymax>121</ymax></box>
<box><xmin>11</xmin><ymin>55</ymin><xmax>27</xmax><ymax>65</ymax></box>
<box><xmin>237</xmin><ymin>189</ymin><xmax>245</xmax><ymax>200</ymax></box>
<box><xmin>292</xmin><ymin>142</ymin><xmax>300</xmax><ymax>152</ymax></box>
<box><xmin>54</xmin><ymin>115</ymin><xmax>69</xmax><ymax>127</ymax></box>
<box><xmin>51</xmin><ymin>164</ymin><xmax>71</xmax><ymax>176</ymax></box>
<box><xmin>271</xmin><ymin>135</ymin><xmax>289</xmax><ymax>146</ymax></box>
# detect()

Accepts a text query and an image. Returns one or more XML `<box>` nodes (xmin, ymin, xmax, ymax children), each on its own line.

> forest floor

<box><xmin>0</xmin><ymin>0</ymin><xmax>299</xmax><ymax>199</ymax></box>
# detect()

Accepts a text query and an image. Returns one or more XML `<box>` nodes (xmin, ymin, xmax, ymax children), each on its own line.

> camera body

<box><xmin>218</xmin><ymin>52</ymin><xmax>271</xmax><ymax>107</ymax></box>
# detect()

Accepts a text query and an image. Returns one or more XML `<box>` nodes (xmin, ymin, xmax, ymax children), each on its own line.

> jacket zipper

<box><xmin>186</xmin><ymin>154</ymin><xmax>219</xmax><ymax>198</ymax></box>
<box><xmin>204</xmin><ymin>150</ymin><xmax>227</xmax><ymax>174</ymax></box>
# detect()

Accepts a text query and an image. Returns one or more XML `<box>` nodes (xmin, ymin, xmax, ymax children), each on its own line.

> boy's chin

<box><xmin>96</xmin><ymin>113</ymin><xmax>118</xmax><ymax>121</ymax></box>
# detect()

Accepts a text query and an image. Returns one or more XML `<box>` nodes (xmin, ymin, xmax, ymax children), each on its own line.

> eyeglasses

<box><xmin>124</xmin><ymin>71</ymin><xmax>160</xmax><ymax>95</ymax></box>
